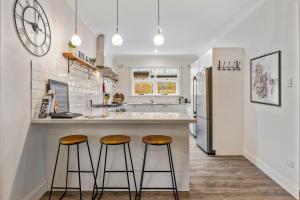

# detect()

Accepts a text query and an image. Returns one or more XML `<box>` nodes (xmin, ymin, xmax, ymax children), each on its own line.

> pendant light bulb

<box><xmin>112</xmin><ymin>33</ymin><xmax>123</xmax><ymax>46</ymax></box>
<box><xmin>153</xmin><ymin>33</ymin><xmax>164</xmax><ymax>46</ymax></box>
<box><xmin>71</xmin><ymin>34</ymin><xmax>82</xmax><ymax>47</ymax></box>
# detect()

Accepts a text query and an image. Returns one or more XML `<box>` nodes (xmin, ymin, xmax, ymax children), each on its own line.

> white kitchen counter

<box><xmin>31</xmin><ymin>112</ymin><xmax>196</xmax><ymax>124</ymax></box>
<box><xmin>32</xmin><ymin>112</ymin><xmax>194</xmax><ymax>192</ymax></box>
<box><xmin>126</xmin><ymin>103</ymin><xmax>190</xmax><ymax>105</ymax></box>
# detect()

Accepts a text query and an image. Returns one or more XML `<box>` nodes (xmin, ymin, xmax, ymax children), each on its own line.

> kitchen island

<box><xmin>32</xmin><ymin>112</ymin><xmax>196</xmax><ymax>191</ymax></box>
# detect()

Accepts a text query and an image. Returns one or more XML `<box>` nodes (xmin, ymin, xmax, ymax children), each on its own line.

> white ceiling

<box><xmin>66</xmin><ymin>0</ymin><xmax>262</xmax><ymax>55</ymax></box>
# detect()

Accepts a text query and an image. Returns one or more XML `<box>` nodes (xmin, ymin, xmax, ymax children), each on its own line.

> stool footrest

<box><xmin>68</xmin><ymin>170</ymin><xmax>94</xmax><ymax>173</ymax></box>
<box><xmin>95</xmin><ymin>187</ymin><xmax>131</xmax><ymax>190</ymax></box>
<box><xmin>143</xmin><ymin>170</ymin><xmax>172</xmax><ymax>173</ymax></box>
<box><xmin>105</xmin><ymin>170</ymin><xmax>134</xmax><ymax>173</ymax></box>
<box><xmin>141</xmin><ymin>187</ymin><xmax>176</xmax><ymax>190</ymax></box>
<box><xmin>52</xmin><ymin>187</ymin><xmax>80</xmax><ymax>190</ymax></box>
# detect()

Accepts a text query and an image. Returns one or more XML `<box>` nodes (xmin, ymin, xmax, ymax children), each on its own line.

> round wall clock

<box><xmin>14</xmin><ymin>0</ymin><xmax>51</xmax><ymax>57</ymax></box>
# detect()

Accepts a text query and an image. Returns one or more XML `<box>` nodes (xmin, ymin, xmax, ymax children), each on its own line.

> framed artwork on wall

<box><xmin>250</xmin><ymin>51</ymin><xmax>281</xmax><ymax>106</ymax></box>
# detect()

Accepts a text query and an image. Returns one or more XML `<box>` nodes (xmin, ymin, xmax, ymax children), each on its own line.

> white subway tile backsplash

<box><xmin>31</xmin><ymin>61</ymin><xmax>103</xmax><ymax>117</ymax></box>
<box><xmin>32</xmin><ymin>90</ymin><xmax>45</xmax><ymax>99</ymax></box>
<box><xmin>32</xmin><ymin>81</ymin><xmax>39</xmax><ymax>90</ymax></box>
<box><xmin>32</xmin><ymin>71</ymin><xmax>42</xmax><ymax>81</ymax></box>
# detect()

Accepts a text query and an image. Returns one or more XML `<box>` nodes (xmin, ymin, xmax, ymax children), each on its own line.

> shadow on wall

<box><xmin>9</xmin><ymin>125</ymin><xmax>47</xmax><ymax>200</ymax></box>
<box><xmin>243</xmin><ymin>51</ymin><xmax>259</xmax><ymax>158</ymax></box>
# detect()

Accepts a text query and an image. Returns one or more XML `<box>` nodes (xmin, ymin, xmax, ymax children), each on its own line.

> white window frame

<box><xmin>130</xmin><ymin>66</ymin><xmax>181</xmax><ymax>96</ymax></box>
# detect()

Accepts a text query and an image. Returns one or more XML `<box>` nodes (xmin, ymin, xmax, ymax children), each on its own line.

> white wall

<box><xmin>114</xmin><ymin>55</ymin><xmax>197</xmax><ymax>104</ymax></box>
<box><xmin>299</xmin><ymin>1</ymin><xmax>300</xmax><ymax>194</ymax></box>
<box><xmin>0</xmin><ymin>0</ymin><xmax>98</xmax><ymax>199</ymax></box>
<box><xmin>0</xmin><ymin>0</ymin><xmax>3</xmax><ymax>198</ymax></box>
<box><xmin>192</xmin><ymin>48</ymin><xmax>244</xmax><ymax>155</ymax></box>
<box><xmin>212</xmin><ymin>48</ymin><xmax>244</xmax><ymax>155</ymax></box>
<box><xmin>204</xmin><ymin>0</ymin><xmax>299</xmax><ymax>197</ymax></box>
<box><xmin>298</xmin><ymin>1</ymin><xmax>300</xmax><ymax>196</ymax></box>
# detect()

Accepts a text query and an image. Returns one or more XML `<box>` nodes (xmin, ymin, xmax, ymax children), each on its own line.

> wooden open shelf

<box><xmin>63</xmin><ymin>52</ymin><xmax>97</xmax><ymax>73</ymax></box>
<box><xmin>62</xmin><ymin>52</ymin><xmax>119</xmax><ymax>82</ymax></box>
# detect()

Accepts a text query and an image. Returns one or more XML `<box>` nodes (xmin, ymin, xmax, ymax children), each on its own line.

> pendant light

<box><xmin>112</xmin><ymin>0</ymin><xmax>123</xmax><ymax>46</ymax></box>
<box><xmin>71</xmin><ymin>0</ymin><xmax>82</xmax><ymax>47</ymax></box>
<box><xmin>153</xmin><ymin>0</ymin><xmax>164</xmax><ymax>46</ymax></box>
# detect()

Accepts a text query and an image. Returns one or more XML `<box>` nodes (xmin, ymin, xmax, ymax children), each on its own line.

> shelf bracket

<box><xmin>67</xmin><ymin>59</ymin><xmax>74</xmax><ymax>74</ymax></box>
<box><xmin>88</xmin><ymin>69</ymin><xmax>92</xmax><ymax>80</ymax></box>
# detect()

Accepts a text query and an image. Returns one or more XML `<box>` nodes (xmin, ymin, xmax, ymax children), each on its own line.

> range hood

<box><xmin>95</xmin><ymin>34</ymin><xmax>119</xmax><ymax>80</ymax></box>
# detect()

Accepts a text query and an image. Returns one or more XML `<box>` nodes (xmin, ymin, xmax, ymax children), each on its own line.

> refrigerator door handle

<box><xmin>192</xmin><ymin>76</ymin><xmax>197</xmax><ymax>117</ymax></box>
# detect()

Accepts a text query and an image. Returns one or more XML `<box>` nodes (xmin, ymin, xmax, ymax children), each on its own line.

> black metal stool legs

<box><xmin>98</xmin><ymin>144</ymin><xmax>108</xmax><ymax>200</ymax></box>
<box><xmin>76</xmin><ymin>144</ymin><xmax>82</xmax><ymax>200</ymax></box>
<box><xmin>138</xmin><ymin>144</ymin><xmax>148</xmax><ymax>200</ymax></box>
<box><xmin>127</xmin><ymin>143</ymin><xmax>138</xmax><ymax>200</ymax></box>
<box><xmin>94</xmin><ymin>142</ymin><xmax>137</xmax><ymax>200</ymax></box>
<box><xmin>49</xmin><ymin>141</ymin><xmax>97</xmax><ymax>200</ymax></box>
<box><xmin>123</xmin><ymin>144</ymin><xmax>132</xmax><ymax>200</ymax></box>
<box><xmin>49</xmin><ymin>144</ymin><xmax>61</xmax><ymax>200</ymax></box>
<box><xmin>60</xmin><ymin>145</ymin><xmax>70</xmax><ymax>199</ymax></box>
<box><xmin>86</xmin><ymin>141</ymin><xmax>98</xmax><ymax>200</ymax></box>
<box><xmin>92</xmin><ymin>143</ymin><xmax>103</xmax><ymax>200</ymax></box>
<box><xmin>167</xmin><ymin>144</ymin><xmax>179</xmax><ymax>200</ymax></box>
<box><xmin>138</xmin><ymin>143</ymin><xmax>179</xmax><ymax>200</ymax></box>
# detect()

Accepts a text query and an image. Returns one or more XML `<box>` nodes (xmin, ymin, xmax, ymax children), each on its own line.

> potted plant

<box><xmin>68</xmin><ymin>41</ymin><xmax>76</xmax><ymax>54</ymax></box>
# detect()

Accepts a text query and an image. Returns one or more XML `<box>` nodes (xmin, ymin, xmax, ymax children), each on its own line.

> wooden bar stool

<box><xmin>49</xmin><ymin>135</ymin><xmax>97</xmax><ymax>200</ymax></box>
<box><xmin>93</xmin><ymin>135</ymin><xmax>137</xmax><ymax>200</ymax></box>
<box><xmin>138</xmin><ymin>135</ymin><xmax>179</xmax><ymax>200</ymax></box>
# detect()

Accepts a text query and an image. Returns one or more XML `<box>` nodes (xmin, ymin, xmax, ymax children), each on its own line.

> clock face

<box><xmin>14</xmin><ymin>0</ymin><xmax>51</xmax><ymax>57</ymax></box>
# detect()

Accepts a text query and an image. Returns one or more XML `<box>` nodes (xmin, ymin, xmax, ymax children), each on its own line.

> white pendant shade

<box><xmin>112</xmin><ymin>33</ymin><xmax>123</xmax><ymax>46</ymax></box>
<box><xmin>71</xmin><ymin>34</ymin><xmax>82</xmax><ymax>47</ymax></box>
<box><xmin>153</xmin><ymin>33</ymin><xmax>165</xmax><ymax>46</ymax></box>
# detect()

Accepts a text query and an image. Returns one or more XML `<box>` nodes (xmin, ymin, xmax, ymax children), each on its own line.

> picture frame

<box><xmin>250</xmin><ymin>51</ymin><xmax>281</xmax><ymax>106</ymax></box>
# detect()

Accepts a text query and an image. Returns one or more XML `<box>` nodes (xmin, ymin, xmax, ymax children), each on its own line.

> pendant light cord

<box><xmin>157</xmin><ymin>0</ymin><xmax>160</xmax><ymax>33</ymax></box>
<box><xmin>116</xmin><ymin>0</ymin><xmax>119</xmax><ymax>33</ymax></box>
<box><xmin>75</xmin><ymin>0</ymin><xmax>78</xmax><ymax>34</ymax></box>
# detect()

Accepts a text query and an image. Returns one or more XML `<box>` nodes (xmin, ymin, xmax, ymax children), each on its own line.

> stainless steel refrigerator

<box><xmin>192</xmin><ymin>67</ymin><xmax>215</xmax><ymax>155</ymax></box>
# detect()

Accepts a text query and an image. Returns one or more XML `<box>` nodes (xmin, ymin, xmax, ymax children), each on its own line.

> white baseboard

<box><xmin>244</xmin><ymin>151</ymin><xmax>299</xmax><ymax>199</ymax></box>
<box><xmin>22</xmin><ymin>181</ymin><xmax>47</xmax><ymax>200</ymax></box>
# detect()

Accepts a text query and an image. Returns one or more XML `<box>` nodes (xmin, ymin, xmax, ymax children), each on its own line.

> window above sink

<box><xmin>130</xmin><ymin>66</ymin><xmax>181</xmax><ymax>96</ymax></box>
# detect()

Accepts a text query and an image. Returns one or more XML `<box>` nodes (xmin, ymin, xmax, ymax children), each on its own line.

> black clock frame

<box><xmin>13</xmin><ymin>0</ymin><xmax>51</xmax><ymax>57</ymax></box>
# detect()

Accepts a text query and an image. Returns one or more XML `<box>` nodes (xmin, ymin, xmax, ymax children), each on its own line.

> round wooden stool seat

<box><xmin>59</xmin><ymin>135</ymin><xmax>88</xmax><ymax>145</ymax></box>
<box><xmin>100</xmin><ymin>135</ymin><xmax>131</xmax><ymax>145</ymax></box>
<box><xmin>142</xmin><ymin>135</ymin><xmax>173</xmax><ymax>145</ymax></box>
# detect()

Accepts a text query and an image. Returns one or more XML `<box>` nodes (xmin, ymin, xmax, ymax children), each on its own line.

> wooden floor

<box><xmin>41</xmin><ymin>136</ymin><xmax>296</xmax><ymax>200</ymax></box>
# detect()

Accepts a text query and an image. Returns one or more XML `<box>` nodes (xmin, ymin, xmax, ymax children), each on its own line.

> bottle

<box><xmin>54</xmin><ymin>100</ymin><xmax>59</xmax><ymax>113</ymax></box>
<box><xmin>178</xmin><ymin>97</ymin><xmax>182</xmax><ymax>104</ymax></box>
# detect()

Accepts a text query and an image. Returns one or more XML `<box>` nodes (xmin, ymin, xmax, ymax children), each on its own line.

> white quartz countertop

<box><xmin>126</xmin><ymin>103</ymin><xmax>190</xmax><ymax>105</ymax></box>
<box><xmin>31</xmin><ymin>112</ymin><xmax>196</xmax><ymax>124</ymax></box>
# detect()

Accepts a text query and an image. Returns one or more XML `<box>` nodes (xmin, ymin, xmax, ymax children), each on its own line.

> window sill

<box><xmin>130</xmin><ymin>95</ymin><xmax>181</xmax><ymax>97</ymax></box>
